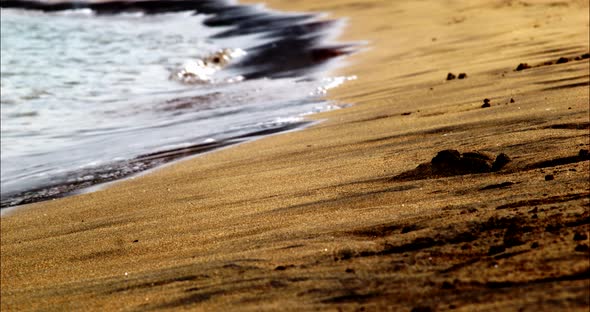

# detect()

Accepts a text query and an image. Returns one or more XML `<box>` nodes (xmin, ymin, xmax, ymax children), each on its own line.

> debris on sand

<box><xmin>446</xmin><ymin>73</ymin><xmax>456</xmax><ymax>80</ymax></box>
<box><xmin>515</xmin><ymin>63</ymin><xmax>531</xmax><ymax>71</ymax></box>
<box><xmin>481</xmin><ymin>98</ymin><xmax>491</xmax><ymax>108</ymax></box>
<box><xmin>392</xmin><ymin>150</ymin><xmax>511</xmax><ymax>181</ymax></box>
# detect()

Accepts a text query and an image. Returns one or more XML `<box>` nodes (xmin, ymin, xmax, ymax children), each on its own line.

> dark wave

<box><xmin>1</xmin><ymin>0</ymin><xmax>354</xmax><ymax>78</ymax></box>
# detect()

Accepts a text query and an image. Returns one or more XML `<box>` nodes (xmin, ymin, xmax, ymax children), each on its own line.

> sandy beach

<box><xmin>2</xmin><ymin>0</ymin><xmax>589</xmax><ymax>310</ymax></box>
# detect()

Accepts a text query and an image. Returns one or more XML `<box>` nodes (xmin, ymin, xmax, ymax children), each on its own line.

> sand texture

<box><xmin>2</xmin><ymin>0</ymin><xmax>589</xmax><ymax>311</ymax></box>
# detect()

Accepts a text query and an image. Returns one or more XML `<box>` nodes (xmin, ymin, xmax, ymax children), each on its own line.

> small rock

<box><xmin>530</xmin><ymin>242</ymin><xmax>539</xmax><ymax>249</ymax></box>
<box><xmin>529</xmin><ymin>207</ymin><xmax>538</xmax><ymax>213</ymax></box>
<box><xmin>274</xmin><ymin>265</ymin><xmax>287</xmax><ymax>271</ymax></box>
<box><xmin>574</xmin><ymin>244</ymin><xmax>589</xmax><ymax>252</ymax></box>
<box><xmin>555</xmin><ymin>57</ymin><xmax>569</xmax><ymax>64</ymax></box>
<box><xmin>544</xmin><ymin>174</ymin><xmax>554</xmax><ymax>181</ymax></box>
<box><xmin>457</xmin><ymin>73</ymin><xmax>467</xmax><ymax>79</ymax></box>
<box><xmin>579</xmin><ymin>149</ymin><xmax>589</xmax><ymax>158</ymax></box>
<box><xmin>345</xmin><ymin>268</ymin><xmax>355</xmax><ymax>274</ymax></box>
<box><xmin>581</xmin><ymin>53</ymin><xmax>590</xmax><ymax>59</ymax></box>
<box><xmin>447</xmin><ymin>73</ymin><xmax>456</xmax><ymax>80</ymax></box>
<box><xmin>411</xmin><ymin>306</ymin><xmax>433</xmax><ymax>312</ymax></box>
<box><xmin>573</xmin><ymin>232</ymin><xmax>588</xmax><ymax>241</ymax></box>
<box><xmin>510</xmin><ymin>98</ymin><xmax>515</xmax><ymax>103</ymax></box>
<box><xmin>401</xmin><ymin>112</ymin><xmax>412</xmax><ymax>116</ymax></box>
<box><xmin>481</xmin><ymin>103</ymin><xmax>491</xmax><ymax>108</ymax></box>
<box><xmin>492</xmin><ymin>153</ymin><xmax>511</xmax><ymax>171</ymax></box>
<box><xmin>516</xmin><ymin>63</ymin><xmax>531</xmax><ymax>71</ymax></box>
<box><xmin>132</xmin><ymin>239</ymin><xmax>139</xmax><ymax>243</ymax></box>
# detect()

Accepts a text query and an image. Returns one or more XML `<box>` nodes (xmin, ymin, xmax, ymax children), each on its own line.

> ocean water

<box><xmin>0</xmin><ymin>3</ymin><xmax>353</xmax><ymax>208</ymax></box>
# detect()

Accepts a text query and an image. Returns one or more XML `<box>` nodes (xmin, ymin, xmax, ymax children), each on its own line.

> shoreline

<box><xmin>2</xmin><ymin>0</ymin><xmax>590</xmax><ymax>310</ymax></box>
<box><xmin>0</xmin><ymin>1</ymin><xmax>352</xmax><ymax>210</ymax></box>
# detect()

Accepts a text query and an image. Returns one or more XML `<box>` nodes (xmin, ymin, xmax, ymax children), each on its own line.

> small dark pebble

<box><xmin>345</xmin><ymin>268</ymin><xmax>355</xmax><ymax>274</ymax></box>
<box><xmin>449</xmin><ymin>304</ymin><xmax>457</xmax><ymax>310</ymax></box>
<box><xmin>488</xmin><ymin>245</ymin><xmax>506</xmax><ymax>255</ymax></box>
<box><xmin>574</xmin><ymin>244</ymin><xmax>589</xmax><ymax>252</ymax></box>
<box><xmin>573</xmin><ymin>232</ymin><xmax>588</xmax><ymax>241</ymax></box>
<box><xmin>516</xmin><ymin>63</ymin><xmax>531</xmax><ymax>71</ymax></box>
<box><xmin>581</xmin><ymin>53</ymin><xmax>590</xmax><ymax>59</ymax></box>
<box><xmin>531</xmin><ymin>213</ymin><xmax>538</xmax><ymax>219</ymax></box>
<box><xmin>529</xmin><ymin>207</ymin><xmax>538</xmax><ymax>213</ymax></box>
<box><xmin>401</xmin><ymin>112</ymin><xmax>412</xmax><ymax>116</ymax></box>
<box><xmin>457</xmin><ymin>73</ymin><xmax>467</xmax><ymax>79</ymax></box>
<box><xmin>274</xmin><ymin>265</ymin><xmax>287</xmax><ymax>271</ymax></box>
<box><xmin>411</xmin><ymin>306</ymin><xmax>433</xmax><ymax>312</ymax></box>
<box><xmin>510</xmin><ymin>98</ymin><xmax>515</xmax><ymax>103</ymax></box>
<box><xmin>492</xmin><ymin>153</ymin><xmax>511</xmax><ymax>171</ymax></box>
<box><xmin>483</xmin><ymin>98</ymin><xmax>491</xmax><ymax>104</ymax></box>
<box><xmin>555</xmin><ymin>57</ymin><xmax>569</xmax><ymax>64</ymax></box>
<box><xmin>441</xmin><ymin>281</ymin><xmax>455</xmax><ymax>289</ymax></box>
<box><xmin>481</xmin><ymin>103</ymin><xmax>491</xmax><ymax>108</ymax></box>
<box><xmin>530</xmin><ymin>242</ymin><xmax>539</xmax><ymax>249</ymax></box>
<box><xmin>544</xmin><ymin>174</ymin><xmax>554</xmax><ymax>181</ymax></box>
<box><xmin>446</xmin><ymin>72</ymin><xmax>456</xmax><ymax>80</ymax></box>
<box><xmin>133</xmin><ymin>239</ymin><xmax>139</xmax><ymax>243</ymax></box>
<box><xmin>579</xmin><ymin>149</ymin><xmax>589</xmax><ymax>157</ymax></box>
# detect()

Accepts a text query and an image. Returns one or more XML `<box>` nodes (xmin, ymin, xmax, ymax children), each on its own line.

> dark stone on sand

<box><xmin>446</xmin><ymin>72</ymin><xmax>456</xmax><ymax>80</ymax></box>
<box><xmin>488</xmin><ymin>245</ymin><xmax>506</xmax><ymax>255</ymax></box>
<box><xmin>530</xmin><ymin>242</ymin><xmax>539</xmax><ymax>249</ymax></box>
<box><xmin>430</xmin><ymin>150</ymin><xmax>510</xmax><ymax>176</ymax></box>
<box><xmin>432</xmin><ymin>150</ymin><xmax>461</xmax><ymax>172</ymax></box>
<box><xmin>544</xmin><ymin>174</ymin><xmax>554</xmax><ymax>181</ymax></box>
<box><xmin>579</xmin><ymin>149</ymin><xmax>589</xmax><ymax>157</ymax></box>
<box><xmin>411</xmin><ymin>306</ymin><xmax>433</xmax><ymax>312</ymax></box>
<box><xmin>581</xmin><ymin>53</ymin><xmax>590</xmax><ymax>59</ymax></box>
<box><xmin>133</xmin><ymin>239</ymin><xmax>139</xmax><ymax>243</ymax></box>
<box><xmin>457</xmin><ymin>73</ymin><xmax>467</xmax><ymax>79</ymax></box>
<box><xmin>345</xmin><ymin>268</ymin><xmax>355</xmax><ymax>273</ymax></box>
<box><xmin>515</xmin><ymin>63</ymin><xmax>531</xmax><ymax>71</ymax></box>
<box><xmin>481</xmin><ymin>98</ymin><xmax>491</xmax><ymax>108</ymax></box>
<box><xmin>274</xmin><ymin>265</ymin><xmax>287</xmax><ymax>271</ymax></box>
<box><xmin>529</xmin><ymin>207</ymin><xmax>538</xmax><ymax>213</ymax></box>
<box><xmin>555</xmin><ymin>57</ymin><xmax>569</xmax><ymax>64</ymax></box>
<box><xmin>573</xmin><ymin>232</ymin><xmax>588</xmax><ymax>241</ymax></box>
<box><xmin>401</xmin><ymin>112</ymin><xmax>412</xmax><ymax>116</ymax></box>
<box><xmin>574</xmin><ymin>244</ymin><xmax>589</xmax><ymax>252</ymax></box>
<box><xmin>510</xmin><ymin>98</ymin><xmax>515</xmax><ymax>103</ymax></box>
<box><xmin>393</xmin><ymin>150</ymin><xmax>511</xmax><ymax>181</ymax></box>
<box><xmin>492</xmin><ymin>153</ymin><xmax>511</xmax><ymax>171</ymax></box>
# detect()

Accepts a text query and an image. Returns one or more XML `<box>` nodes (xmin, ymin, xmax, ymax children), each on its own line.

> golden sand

<box><xmin>2</xmin><ymin>0</ymin><xmax>589</xmax><ymax>310</ymax></box>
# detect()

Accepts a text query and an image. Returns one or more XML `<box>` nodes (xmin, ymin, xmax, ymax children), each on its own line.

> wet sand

<box><xmin>2</xmin><ymin>0</ymin><xmax>589</xmax><ymax>311</ymax></box>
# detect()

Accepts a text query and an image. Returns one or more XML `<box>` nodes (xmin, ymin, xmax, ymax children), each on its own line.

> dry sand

<box><xmin>2</xmin><ymin>0</ymin><xmax>589</xmax><ymax>311</ymax></box>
